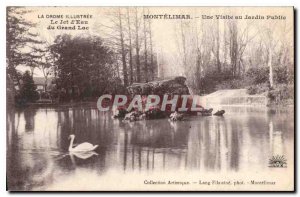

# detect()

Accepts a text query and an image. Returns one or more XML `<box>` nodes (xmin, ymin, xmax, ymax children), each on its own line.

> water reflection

<box><xmin>6</xmin><ymin>106</ymin><xmax>294</xmax><ymax>190</ymax></box>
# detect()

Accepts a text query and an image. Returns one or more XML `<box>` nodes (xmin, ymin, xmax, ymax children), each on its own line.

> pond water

<box><xmin>6</xmin><ymin>105</ymin><xmax>294</xmax><ymax>190</ymax></box>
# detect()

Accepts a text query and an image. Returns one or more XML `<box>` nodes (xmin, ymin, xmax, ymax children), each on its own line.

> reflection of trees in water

<box><xmin>57</xmin><ymin>109</ymin><xmax>72</xmax><ymax>150</ymax></box>
<box><xmin>7</xmin><ymin>107</ymin><xmax>17</xmax><ymax>148</ymax></box>
<box><xmin>274</xmin><ymin>108</ymin><xmax>294</xmax><ymax>160</ymax></box>
<box><xmin>182</xmin><ymin>116</ymin><xmax>270</xmax><ymax>172</ymax></box>
<box><xmin>229</xmin><ymin>120</ymin><xmax>240</xmax><ymax>171</ymax></box>
<box><xmin>118</xmin><ymin>119</ymin><xmax>190</xmax><ymax>171</ymax></box>
<box><xmin>6</xmin><ymin>107</ymin><xmax>293</xmax><ymax>190</ymax></box>
<box><xmin>7</xmin><ymin>107</ymin><xmax>21</xmax><ymax>189</ymax></box>
<box><xmin>55</xmin><ymin>109</ymin><xmax>283</xmax><ymax>179</ymax></box>
<box><xmin>7</xmin><ymin>107</ymin><xmax>59</xmax><ymax>190</ymax></box>
<box><xmin>269</xmin><ymin>120</ymin><xmax>284</xmax><ymax>157</ymax></box>
<box><xmin>7</xmin><ymin>107</ymin><xmax>50</xmax><ymax>190</ymax></box>
<box><xmin>45</xmin><ymin>108</ymin><xmax>255</xmax><ymax>173</ymax></box>
<box><xmin>268</xmin><ymin>110</ymin><xmax>289</xmax><ymax>160</ymax></box>
<box><xmin>117</xmin><ymin>116</ymin><xmax>252</xmax><ymax>172</ymax></box>
<box><xmin>129</xmin><ymin>119</ymin><xmax>188</xmax><ymax>148</ymax></box>
<box><xmin>23</xmin><ymin>107</ymin><xmax>37</xmax><ymax>132</ymax></box>
<box><xmin>187</xmin><ymin>117</ymin><xmax>231</xmax><ymax>171</ymax></box>
<box><xmin>56</xmin><ymin>108</ymin><xmax>116</xmax><ymax>174</ymax></box>
<box><xmin>57</xmin><ymin>108</ymin><xmax>116</xmax><ymax>148</ymax></box>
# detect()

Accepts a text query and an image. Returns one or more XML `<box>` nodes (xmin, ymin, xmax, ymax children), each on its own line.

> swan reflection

<box><xmin>71</xmin><ymin>151</ymin><xmax>98</xmax><ymax>160</ymax></box>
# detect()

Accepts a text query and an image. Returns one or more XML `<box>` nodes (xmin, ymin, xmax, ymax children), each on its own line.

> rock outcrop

<box><xmin>127</xmin><ymin>76</ymin><xmax>190</xmax><ymax>96</ymax></box>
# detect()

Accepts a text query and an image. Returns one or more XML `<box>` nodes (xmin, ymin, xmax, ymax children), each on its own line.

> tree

<box><xmin>39</xmin><ymin>48</ymin><xmax>54</xmax><ymax>92</ymax></box>
<box><xmin>134</xmin><ymin>7</ymin><xmax>141</xmax><ymax>82</ymax></box>
<box><xmin>6</xmin><ymin>7</ymin><xmax>43</xmax><ymax>85</ymax></box>
<box><xmin>180</xmin><ymin>20</ymin><xmax>188</xmax><ymax>69</ymax></box>
<box><xmin>118</xmin><ymin>8</ymin><xmax>128</xmax><ymax>86</ymax></box>
<box><xmin>95</xmin><ymin>8</ymin><xmax>129</xmax><ymax>86</ymax></box>
<box><xmin>215</xmin><ymin>19</ymin><xmax>221</xmax><ymax>72</ymax></box>
<box><xmin>142</xmin><ymin>8</ymin><xmax>149</xmax><ymax>82</ymax></box>
<box><xmin>148</xmin><ymin>11</ymin><xmax>155</xmax><ymax>81</ymax></box>
<box><xmin>95</xmin><ymin>7</ymin><xmax>153</xmax><ymax>83</ymax></box>
<box><xmin>127</xmin><ymin>8</ymin><xmax>134</xmax><ymax>84</ymax></box>
<box><xmin>15</xmin><ymin>71</ymin><xmax>39</xmax><ymax>105</ymax></box>
<box><xmin>259</xmin><ymin>21</ymin><xmax>281</xmax><ymax>89</ymax></box>
<box><xmin>50</xmin><ymin>34</ymin><xmax>117</xmax><ymax>100</ymax></box>
<box><xmin>228</xmin><ymin>20</ymin><xmax>238</xmax><ymax>77</ymax></box>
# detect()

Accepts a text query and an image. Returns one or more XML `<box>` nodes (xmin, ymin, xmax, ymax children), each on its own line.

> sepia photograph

<box><xmin>6</xmin><ymin>6</ymin><xmax>294</xmax><ymax>191</ymax></box>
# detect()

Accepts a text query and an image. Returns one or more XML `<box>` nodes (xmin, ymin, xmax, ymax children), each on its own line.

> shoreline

<box><xmin>8</xmin><ymin>100</ymin><xmax>294</xmax><ymax>111</ymax></box>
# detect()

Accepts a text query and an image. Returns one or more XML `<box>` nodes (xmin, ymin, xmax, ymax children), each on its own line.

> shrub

<box><xmin>216</xmin><ymin>79</ymin><xmax>246</xmax><ymax>90</ymax></box>
<box><xmin>198</xmin><ymin>69</ymin><xmax>237</xmax><ymax>94</ymax></box>
<box><xmin>274</xmin><ymin>66</ymin><xmax>288</xmax><ymax>84</ymax></box>
<box><xmin>246</xmin><ymin>67</ymin><xmax>269</xmax><ymax>85</ymax></box>
<box><xmin>247</xmin><ymin>84</ymin><xmax>269</xmax><ymax>95</ymax></box>
<box><xmin>268</xmin><ymin>84</ymin><xmax>294</xmax><ymax>103</ymax></box>
<box><xmin>15</xmin><ymin>71</ymin><xmax>39</xmax><ymax>106</ymax></box>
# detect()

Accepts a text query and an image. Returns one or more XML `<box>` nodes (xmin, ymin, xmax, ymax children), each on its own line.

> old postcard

<box><xmin>6</xmin><ymin>6</ymin><xmax>294</xmax><ymax>191</ymax></box>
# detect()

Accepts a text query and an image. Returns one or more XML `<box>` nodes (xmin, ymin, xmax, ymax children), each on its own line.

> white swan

<box><xmin>68</xmin><ymin>134</ymin><xmax>98</xmax><ymax>152</ymax></box>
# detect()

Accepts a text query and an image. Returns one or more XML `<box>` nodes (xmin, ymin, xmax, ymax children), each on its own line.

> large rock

<box><xmin>127</xmin><ymin>76</ymin><xmax>190</xmax><ymax>96</ymax></box>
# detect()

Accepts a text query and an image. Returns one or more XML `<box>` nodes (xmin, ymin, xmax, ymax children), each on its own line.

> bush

<box><xmin>246</xmin><ymin>66</ymin><xmax>292</xmax><ymax>85</ymax></box>
<box><xmin>198</xmin><ymin>69</ymin><xmax>235</xmax><ymax>94</ymax></box>
<box><xmin>246</xmin><ymin>67</ymin><xmax>269</xmax><ymax>85</ymax></box>
<box><xmin>274</xmin><ymin>66</ymin><xmax>288</xmax><ymax>84</ymax></box>
<box><xmin>216</xmin><ymin>79</ymin><xmax>246</xmax><ymax>90</ymax></box>
<box><xmin>268</xmin><ymin>84</ymin><xmax>294</xmax><ymax>103</ymax></box>
<box><xmin>247</xmin><ymin>84</ymin><xmax>269</xmax><ymax>95</ymax></box>
<box><xmin>15</xmin><ymin>71</ymin><xmax>39</xmax><ymax>106</ymax></box>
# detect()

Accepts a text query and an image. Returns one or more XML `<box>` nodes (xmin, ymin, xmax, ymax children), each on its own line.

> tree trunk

<box><xmin>229</xmin><ymin>21</ymin><xmax>238</xmax><ymax>77</ymax></box>
<box><xmin>41</xmin><ymin>67</ymin><xmax>48</xmax><ymax>92</ymax></box>
<box><xmin>127</xmin><ymin>8</ymin><xmax>134</xmax><ymax>84</ymax></box>
<box><xmin>216</xmin><ymin>19</ymin><xmax>221</xmax><ymax>72</ymax></box>
<box><xmin>224</xmin><ymin>20</ymin><xmax>228</xmax><ymax>67</ymax></box>
<box><xmin>149</xmin><ymin>18</ymin><xmax>154</xmax><ymax>81</ymax></box>
<box><xmin>44</xmin><ymin>77</ymin><xmax>48</xmax><ymax>92</ymax></box>
<box><xmin>180</xmin><ymin>20</ymin><xmax>187</xmax><ymax>68</ymax></box>
<box><xmin>30</xmin><ymin>66</ymin><xmax>35</xmax><ymax>77</ymax></box>
<box><xmin>118</xmin><ymin>8</ymin><xmax>128</xmax><ymax>86</ymax></box>
<box><xmin>268</xmin><ymin>46</ymin><xmax>274</xmax><ymax>88</ymax></box>
<box><xmin>143</xmin><ymin>8</ymin><xmax>148</xmax><ymax>82</ymax></box>
<box><xmin>135</xmin><ymin>8</ymin><xmax>141</xmax><ymax>82</ymax></box>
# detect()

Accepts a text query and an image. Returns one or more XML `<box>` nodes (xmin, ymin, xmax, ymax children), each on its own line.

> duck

<box><xmin>68</xmin><ymin>134</ymin><xmax>98</xmax><ymax>152</ymax></box>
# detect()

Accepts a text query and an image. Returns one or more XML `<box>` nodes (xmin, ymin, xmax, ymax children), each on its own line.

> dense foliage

<box><xmin>50</xmin><ymin>34</ymin><xmax>125</xmax><ymax>102</ymax></box>
<box><xmin>15</xmin><ymin>71</ymin><xmax>39</xmax><ymax>106</ymax></box>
